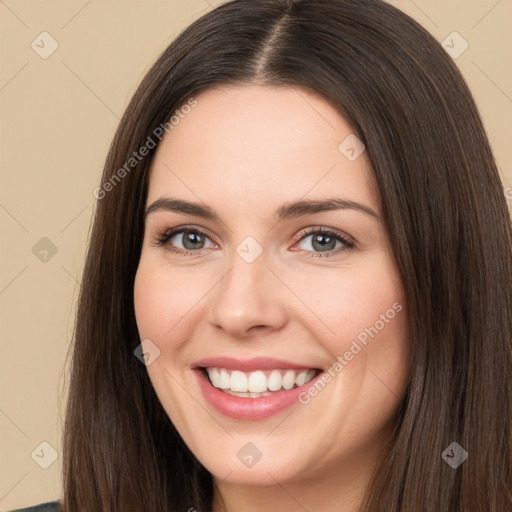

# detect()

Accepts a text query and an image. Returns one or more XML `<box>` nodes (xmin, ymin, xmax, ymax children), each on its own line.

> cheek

<box><xmin>290</xmin><ymin>260</ymin><xmax>406</xmax><ymax>348</ymax></box>
<box><xmin>293</xmin><ymin>259</ymin><xmax>411</xmax><ymax>410</ymax></box>
<box><xmin>134</xmin><ymin>268</ymin><xmax>168</xmax><ymax>339</ymax></box>
<box><xmin>133</xmin><ymin>257</ymin><xmax>221</xmax><ymax>381</ymax></box>
<box><xmin>133</xmin><ymin>260</ymin><xmax>197</xmax><ymax>343</ymax></box>
<box><xmin>133</xmin><ymin>261</ymin><xmax>200</xmax><ymax>430</ymax></box>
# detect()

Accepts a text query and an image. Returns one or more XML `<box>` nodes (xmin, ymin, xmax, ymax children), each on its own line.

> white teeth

<box><xmin>218</xmin><ymin>369</ymin><xmax>230</xmax><ymax>389</ymax></box>
<box><xmin>248</xmin><ymin>371</ymin><xmax>267</xmax><ymax>393</ymax></box>
<box><xmin>209</xmin><ymin>367</ymin><xmax>220</xmax><ymax>384</ymax></box>
<box><xmin>224</xmin><ymin>390</ymin><xmax>274</xmax><ymax>398</ymax></box>
<box><xmin>295</xmin><ymin>370</ymin><xmax>308</xmax><ymax>387</ymax></box>
<box><xmin>282</xmin><ymin>370</ymin><xmax>296</xmax><ymax>390</ymax></box>
<box><xmin>230</xmin><ymin>370</ymin><xmax>248</xmax><ymax>392</ymax></box>
<box><xmin>205</xmin><ymin>367</ymin><xmax>318</xmax><ymax>395</ymax></box>
<box><xmin>267</xmin><ymin>369</ymin><xmax>282</xmax><ymax>391</ymax></box>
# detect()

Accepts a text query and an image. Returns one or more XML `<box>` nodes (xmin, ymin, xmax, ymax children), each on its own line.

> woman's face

<box><xmin>134</xmin><ymin>85</ymin><xmax>411</xmax><ymax>490</ymax></box>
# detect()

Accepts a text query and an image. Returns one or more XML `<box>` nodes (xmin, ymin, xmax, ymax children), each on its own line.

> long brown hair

<box><xmin>61</xmin><ymin>0</ymin><xmax>512</xmax><ymax>510</ymax></box>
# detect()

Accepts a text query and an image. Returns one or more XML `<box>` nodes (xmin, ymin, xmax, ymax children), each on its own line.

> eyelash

<box><xmin>152</xmin><ymin>224</ymin><xmax>355</xmax><ymax>259</ymax></box>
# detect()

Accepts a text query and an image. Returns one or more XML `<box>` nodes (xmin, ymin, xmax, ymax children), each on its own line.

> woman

<box><xmin>12</xmin><ymin>0</ymin><xmax>512</xmax><ymax>510</ymax></box>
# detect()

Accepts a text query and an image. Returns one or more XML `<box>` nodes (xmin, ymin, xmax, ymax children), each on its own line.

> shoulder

<box><xmin>8</xmin><ymin>501</ymin><xmax>60</xmax><ymax>512</ymax></box>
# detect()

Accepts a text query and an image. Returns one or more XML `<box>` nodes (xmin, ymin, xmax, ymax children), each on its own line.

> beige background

<box><xmin>0</xmin><ymin>0</ymin><xmax>511</xmax><ymax>509</ymax></box>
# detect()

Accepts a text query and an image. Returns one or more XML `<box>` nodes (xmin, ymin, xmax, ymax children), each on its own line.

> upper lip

<box><xmin>191</xmin><ymin>356</ymin><xmax>320</xmax><ymax>372</ymax></box>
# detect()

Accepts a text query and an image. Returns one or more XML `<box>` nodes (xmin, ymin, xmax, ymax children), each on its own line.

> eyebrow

<box><xmin>144</xmin><ymin>197</ymin><xmax>381</xmax><ymax>222</ymax></box>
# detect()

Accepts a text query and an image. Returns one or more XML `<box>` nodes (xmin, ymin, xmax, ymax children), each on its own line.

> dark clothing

<box><xmin>8</xmin><ymin>501</ymin><xmax>60</xmax><ymax>512</ymax></box>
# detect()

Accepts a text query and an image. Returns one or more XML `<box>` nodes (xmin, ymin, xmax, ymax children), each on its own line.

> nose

<box><xmin>207</xmin><ymin>248</ymin><xmax>288</xmax><ymax>339</ymax></box>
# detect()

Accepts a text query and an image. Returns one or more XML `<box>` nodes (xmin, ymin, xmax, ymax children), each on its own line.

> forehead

<box><xmin>146</xmin><ymin>85</ymin><xmax>380</xmax><ymax>217</ymax></box>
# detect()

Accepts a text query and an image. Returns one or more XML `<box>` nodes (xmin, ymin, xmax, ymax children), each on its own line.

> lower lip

<box><xmin>193</xmin><ymin>368</ymin><xmax>323</xmax><ymax>420</ymax></box>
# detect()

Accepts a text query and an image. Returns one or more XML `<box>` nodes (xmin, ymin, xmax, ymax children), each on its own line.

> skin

<box><xmin>133</xmin><ymin>85</ymin><xmax>411</xmax><ymax>512</ymax></box>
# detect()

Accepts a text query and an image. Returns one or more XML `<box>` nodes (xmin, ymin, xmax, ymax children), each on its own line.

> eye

<box><xmin>152</xmin><ymin>225</ymin><xmax>355</xmax><ymax>258</ymax></box>
<box><xmin>293</xmin><ymin>227</ymin><xmax>355</xmax><ymax>258</ymax></box>
<box><xmin>153</xmin><ymin>225</ymin><xmax>216</xmax><ymax>257</ymax></box>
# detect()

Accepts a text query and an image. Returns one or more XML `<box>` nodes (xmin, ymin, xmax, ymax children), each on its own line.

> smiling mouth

<box><xmin>201</xmin><ymin>367</ymin><xmax>322</xmax><ymax>398</ymax></box>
